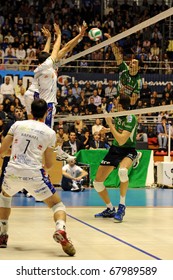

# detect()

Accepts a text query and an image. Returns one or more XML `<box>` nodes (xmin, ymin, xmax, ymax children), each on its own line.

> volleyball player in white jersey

<box><xmin>0</xmin><ymin>99</ymin><xmax>76</xmax><ymax>256</ymax></box>
<box><xmin>35</xmin><ymin>22</ymin><xmax>87</xmax><ymax>128</ymax></box>
<box><xmin>24</xmin><ymin>26</ymin><xmax>52</xmax><ymax>119</ymax></box>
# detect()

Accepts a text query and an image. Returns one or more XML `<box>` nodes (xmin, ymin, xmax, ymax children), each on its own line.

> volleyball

<box><xmin>88</xmin><ymin>28</ymin><xmax>102</xmax><ymax>41</ymax></box>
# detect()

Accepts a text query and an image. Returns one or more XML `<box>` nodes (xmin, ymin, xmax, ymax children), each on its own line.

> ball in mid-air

<box><xmin>88</xmin><ymin>28</ymin><xmax>102</xmax><ymax>41</ymax></box>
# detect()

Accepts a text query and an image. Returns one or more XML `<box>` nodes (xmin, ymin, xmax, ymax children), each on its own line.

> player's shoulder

<box><xmin>126</xmin><ymin>114</ymin><xmax>136</xmax><ymax>123</ymax></box>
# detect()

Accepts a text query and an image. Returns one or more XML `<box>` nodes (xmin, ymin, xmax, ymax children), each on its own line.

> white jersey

<box><xmin>34</xmin><ymin>57</ymin><xmax>59</xmax><ymax>104</ymax></box>
<box><xmin>7</xmin><ymin>120</ymin><xmax>56</xmax><ymax>173</ymax></box>
<box><xmin>62</xmin><ymin>164</ymin><xmax>83</xmax><ymax>178</ymax></box>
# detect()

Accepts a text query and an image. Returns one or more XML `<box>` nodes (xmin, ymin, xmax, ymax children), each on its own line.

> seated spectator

<box><xmin>92</xmin><ymin>118</ymin><xmax>104</xmax><ymax>135</ymax></box>
<box><xmin>136</xmin><ymin>115</ymin><xmax>148</xmax><ymax>142</ymax></box>
<box><xmin>87</xmin><ymin>97</ymin><xmax>97</xmax><ymax>114</ymax></box>
<box><xmin>61</xmin><ymin>79</ymin><xmax>70</xmax><ymax>97</ymax></box>
<box><xmin>4</xmin><ymin>58</ymin><xmax>18</xmax><ymax>70</ymax></box>
<box><xmin>14</xmin><ymin>79</ymin><xmax>26</xmax><ymax>98</ymax></box>
<box><xmin>72</xmin><ymin>81</ymin><xmax>82</xmax><ymax>100</ymax></box>
<box><xmin>66</xmin><ymin>88</ymin><xmax>76</xmax><ymax>106</ymax></box>
<box><xmin>100</xmin><ymin>97</ymin><xmax>108</xmax><ymax>112</ymax></box>
<box><xmin>90</xmin><ymin>89</ymin><xmax>102</xmax><ymax>107</ymax></box>
<box><xmin>0</xmin><ymin>77</ymin><xmax>14</xmax><ymax>101</ymax></box>
<box><xmin>76</xmin><ymin>90</ymin><xmax>88</xmax><ymax>106</ymax></box>
<box><xmin>157</xmin><ymin>116</ymin><xmax>169</xmax><ymax>151</ymax></box>
<box><xmin>140</xmin><ymin>82</ymin><xmax>152</xmax><ymax>105</ymax></box>
<box><xmin>0</xmin><ymin>103</ymin><xmax>6</xmax><ymax>121</ymax></box>
<box><xmin>96</xmin><ymin>82</ymin><xmax>105</xmax><ymax>98</ymax></box>
<box><xmin>89</xmin><ymin>131</ymin><xmax>106</xmax><ymax>149</ymax></box>
<box><xmin>56</xmin><ymin>128</ymin><xmax>69</xmax><ymax>147</ymax></box>
<box><xmin>18</xmin><ymin>59</ymin><xmax>30</xmax><ymax>71</ymax></box>
<box><xmin>61</xmin><ymin>157</ymin><xmax>88</xmax><ymax>192</ymax></box>
<box><xmin>80</xmin><ymin>129</ymin><xmax>91</xmax><ymax>150</ymax></box>
<box><xmin>83</xmin><ymin>81</ymin><xmax>94</xmax><ymax>97</ymax></box>
<box><xmin>105</xmin><ymin>79</ymin><xmax>117</xmax><ymax>101</ymax></box>
<box><xmin>162</xmin><ymin>82</ymin><xmax>173</xmax><ymax>99</ymax></box>
<box><xmin>62</xmin><ymin>131</ymin><xmax>84</xmax><ymax>156</ymax></box>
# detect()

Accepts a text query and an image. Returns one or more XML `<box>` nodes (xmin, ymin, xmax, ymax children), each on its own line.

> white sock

<box><xmin>120</xmin><ymin>196</ymin><xmax>126</xmax><ymax>206</ymax></box>
<box><xmin>0</xmin><ymin>220</ymin><xmax>8</xmax><ymax>234</ymax></box>
<box><xmin>106</xmin><ymin>202</ymin><xmax>113</xmax><ymax>210</ymax></box>
<box><xmin>55</xmin><ymin>219</ymin><xmax>66</xmax><ymax>231</ymax></box>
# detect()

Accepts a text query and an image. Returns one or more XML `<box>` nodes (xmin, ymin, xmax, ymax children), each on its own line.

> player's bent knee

<box><xmin>0</xmin><ymin>193</ymin><xmax>12</xmax><ymax>208</ymax></box>
<box><xmin>93</xmin><ymin>181</ymin><xmax>105</xmax><ymax>192</ymax></box>
<box><xmin>118</xmin><ymin>168</ymin><xmax>129</xmax><ymax>183</ymax></box>
<box><xmin>52</xmin><ymin>202</ymin><xmax>66</xmax><ymax>214</ymax></box>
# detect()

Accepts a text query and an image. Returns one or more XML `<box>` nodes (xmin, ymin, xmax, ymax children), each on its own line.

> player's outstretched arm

<box><xmin>56</xmin><ymin>22</ymin><xmax>88</xmax><ymax>60</ymax></box>
<box><xmin>104</xmin><ymin>33</ymin><xmax>123</xmax><ymax>66</ymax></box>
<box><xmin>41</xmin><ymin>26</ymin><xmax>51</xmax><ymax>53</ymax></box>
<box><xmin>50</xmin><ymin>23</ymin><xmax>61</xmax><ymax>62</ymax></box>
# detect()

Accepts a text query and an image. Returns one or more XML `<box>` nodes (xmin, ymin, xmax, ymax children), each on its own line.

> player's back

<box><xmin>8</xmin><ymin>119</ymin><xmax>56</xmax><ymax>172</ymax></box>
<box><xmin>34</xmin><ymin>57</ymin><xmax>57</xmax><ymax>103</ymax></box>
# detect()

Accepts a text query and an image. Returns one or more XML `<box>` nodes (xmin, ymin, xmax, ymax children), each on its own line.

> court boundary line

<box><xmin>67</xmin><ymin>213</ymin><xmax>162</xmax><ymax>260</ymax></box>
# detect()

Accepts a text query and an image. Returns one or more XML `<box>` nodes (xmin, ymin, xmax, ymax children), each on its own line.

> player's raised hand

<box><xmin>54</xmin><ymin>23</ymin><xmax>61</xmax><ymax>36</ymax></box>
<box><xmin>79</xmin><ymin>21</ymin><xmax>88</xmax><ymax>37</ymax></box>
<box><xmin>41</xmin><ymin>26</ymin><xmax>51</xmax><ymax>38</ymax></box>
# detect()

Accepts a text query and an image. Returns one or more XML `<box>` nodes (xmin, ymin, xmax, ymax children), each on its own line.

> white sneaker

<box><xmin>55</xmin><ymin>146</ymin><xmax>76</xmax><ymax>161</ymax></box>
<box><xmin>133</xmin><ymin>151</ymin><xmax>142</xmax><ymax>169</ymax></box>
<box><xmin>71</xmin><ymin>181</ymin><xmax>80</xmax><ymax>192</ymax></box>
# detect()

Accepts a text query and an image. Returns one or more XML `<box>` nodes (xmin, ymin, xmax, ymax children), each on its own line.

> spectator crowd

<box><xmin>1</xmin><ymin>0</ymin><xmax>173</xmax><ymax>155</ymax></box>
<box><xmin>0</xmin><ymin>0</ymin><xmax>172</xmax><ymax>73</ymax></box>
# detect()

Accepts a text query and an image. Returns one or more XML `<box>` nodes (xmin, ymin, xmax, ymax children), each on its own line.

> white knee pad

<box><xmin>93</xmin><ymin>181</ymin><xmax>105</xmax><ymax>192</ymax></box>
<box><xmin>52</xmin><ymin>202</ymin><xmax>66</xmax><ymax>214</ymax></box>
<box><xmin>0</xmin><ymin>193</ymin><xmax>12</xmax><ymax>208</ymax></box>
<box><xmin>118</xmin><ymin>168</ymin><xmax>129</xmax><ymax>183</ymax></box>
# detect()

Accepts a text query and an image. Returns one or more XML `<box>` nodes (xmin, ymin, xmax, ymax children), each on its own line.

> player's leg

<box><xmin>94</xmin><ymin>165</ymin><xmax>116</xmax><ymax>218</ymax></box>
<box><xmin>114</xmin><ymin>157</ymin><xmax>132</xmax><ymax>223</ymax></box>
<box><xmin>0</xmin><ymin>191</ymin><xmax>12</xmax><ymax>248</ymax></box>
<box><xmin>44</xmin><ymin>192</ymin><xmax>76</xmax><ymax>256</ymax></box>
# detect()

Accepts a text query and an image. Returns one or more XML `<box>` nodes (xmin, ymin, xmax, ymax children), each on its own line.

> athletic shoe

<box><xmin>95</xmin><ymin>207</ymin><xmax>116</xmax><ymax>218</ymax></box>
<box><xmin>114</xmin><ymin>204</ymin><xmax>126</xmax><ymax>222</ymax></box>
<box><xmin>55</xmin><ymin>147</ymin><xmax>76</xmax><ymax>161</ymax></box>
<box><xmin>0</xmin><ymin>234</ymin><xmax>8</xmax><ymax>248</ymax></box>
<box><xmin>133</xmin><ymin>151</ymin><xmax>142</xmax><ymax>169</ymax></box>
<box><xmin>53</xmin><ymin>230</ymin><xmax>76</xmax><ymax>256</ymax></box>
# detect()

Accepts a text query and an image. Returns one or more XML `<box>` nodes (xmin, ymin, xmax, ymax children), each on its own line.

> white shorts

<box><xmin>2</xmin><ymin>166</ymin><xmax>56</xmax><ymax>201</ymax></box>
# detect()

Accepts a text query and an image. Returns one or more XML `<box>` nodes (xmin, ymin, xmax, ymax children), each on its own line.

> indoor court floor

<box><xmin>1</xmin><ymin>187</ymin><xmax>173</xmax><ymax>260</ymax></box>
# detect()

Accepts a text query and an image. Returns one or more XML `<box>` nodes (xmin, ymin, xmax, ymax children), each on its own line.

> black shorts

<box><xmin>100</xmin><ymin>145</ymin><xmax>137</xmax><ymax>167</ymax></box>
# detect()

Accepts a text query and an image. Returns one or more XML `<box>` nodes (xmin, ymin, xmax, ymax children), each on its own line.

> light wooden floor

<box><xmin>1</xmin><ymin>206</ymin><xmax>173</xmax><ymax>260</ymax></box>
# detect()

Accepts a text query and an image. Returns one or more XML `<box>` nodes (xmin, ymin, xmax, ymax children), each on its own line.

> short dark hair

<box><xmin>119</xmin><ymin>94</ymin><xmax>131</xmax><ymax>110</ymax></box>
<box><xmin>31</xmin><ymin>99</ymin><xmax>48</xmax><ymax>119</ymax></box>
<box><xmin>38</xmin><ymin>51</ymin><xmax>50</xmax><ymax>64</ymax></box>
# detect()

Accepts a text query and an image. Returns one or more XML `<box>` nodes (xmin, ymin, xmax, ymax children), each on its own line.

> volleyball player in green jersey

<box><xmin>104</xmin><ymin>33</ymin><xmax>142</xmax><ymax>106</ymax></box>
<box><xmin>94</xmin><ymin>95</ymin><xmax>138</xmax><ymax>222</ymax></box>
<box><xmin>104</xmin><ymin>33</ymin><xmax>142</xmax><ymax>168</ymax></box>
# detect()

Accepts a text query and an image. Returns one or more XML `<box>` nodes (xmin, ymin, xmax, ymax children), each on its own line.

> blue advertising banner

<box><xmin>0</xmin><ymin>70</ymin><xmax>173</xmax><ymax>93</ymax></box>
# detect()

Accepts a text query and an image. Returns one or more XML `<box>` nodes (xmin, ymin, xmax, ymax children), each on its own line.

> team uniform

<box><xmin>117</xmin><ymin>61</ymin><xmax>142</xmax><ymax>97</ymax></box>
<box><xmin>34</xmin><ymin>57</ymin><xmax>59</xmax><ymax>128</ymax></box>
<box><xmin>61</xmin><ymin>164</ymin><xmax>84</xmax><ymax>191</ymax></box>
<box><xmin>101</xmin><ymin>114</ymin><xmax>138</xmax><ymax>167</ymax></box>
<box><xmin>2</xmin><ymin>120</ymin><xmax>57</xmax><ymax>201</ymax></box>
<box><xmin>24</xmin><ymin>77</ymin><xmax>39</xmax><ymax>116</ymax></box>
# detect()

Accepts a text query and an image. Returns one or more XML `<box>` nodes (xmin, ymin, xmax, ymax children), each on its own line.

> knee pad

<box><xmin>93</xmin><ymin>181</ymin><xmax>105</xmax><ymax>192</ymax></box>
<box><xmin>0</xmin><ymin>193</ymin><xmax>12</xmax><ymax>208</ymax></box>
<box><xmin>118</xmin><ymin>168</ymin><xmax>129</xmax><ymax>183</ymax></box>
<box><xmin>52</xmin><ymin>202</ymin><xmax>66</xmax><ymax>214</ymax></box>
